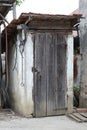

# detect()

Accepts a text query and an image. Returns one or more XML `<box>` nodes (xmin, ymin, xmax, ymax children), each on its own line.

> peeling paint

<box><xmin>66</xmin><ymin>35</ymin><xmax>73</xmax><ymax>113</ymax></box>
<box><xmin>8</xmin><ymin>33</ymin><xmax>34</xmax><ymax>117</ymax></box>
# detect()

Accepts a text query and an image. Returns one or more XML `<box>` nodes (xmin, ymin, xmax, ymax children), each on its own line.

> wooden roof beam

<box><xmin>0</xmin><ymin>3</ymin><xmax>12</xmax><ymax>7</ymax></box>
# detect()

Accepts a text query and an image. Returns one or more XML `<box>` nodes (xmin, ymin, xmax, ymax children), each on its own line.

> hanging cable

<box><xmin>18</xmin><ymin>24</ymin><xmax>28</xmax><ymax>87</ymax></box>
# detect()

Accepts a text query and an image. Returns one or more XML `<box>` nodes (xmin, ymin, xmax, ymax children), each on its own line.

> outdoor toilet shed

<box><xmin>1</xmin><ymin>13</ymin><xmax>81</xmax><ymax>117</ymax></box>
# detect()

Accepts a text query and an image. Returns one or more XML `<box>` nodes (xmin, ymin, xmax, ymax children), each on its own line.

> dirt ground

<box><xmin>0</xmin><ymin>110</ymin><xmax>87</xmax><ymax>130</ymax></box>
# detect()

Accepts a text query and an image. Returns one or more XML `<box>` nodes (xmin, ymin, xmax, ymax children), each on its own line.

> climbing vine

<box><xmin>16</xmin><ymin>0</ymin><xmax>24</xmax><ymax>6</ymax></box>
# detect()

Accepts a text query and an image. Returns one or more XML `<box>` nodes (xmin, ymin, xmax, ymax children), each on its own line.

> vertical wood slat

<box><xmin>56</xmin><ymin>33</ymin><xmax>67</xmax><ymax>109</ymax></box>
<box><xmin>34</xmin><ymin>33</ymin><xmax>47</xmax><ymax>117</ymax></box>
<box><xmin>46</xmin><ymin>33</ymin><xmax>67</xmax><ymax>115</ymax></box>
<box><xmin>46</xmin><ymin>33</ymin><xmax>56</xmax><ymax>115</ymax></box>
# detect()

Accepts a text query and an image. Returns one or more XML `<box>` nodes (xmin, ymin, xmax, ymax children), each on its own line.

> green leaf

<box><xmin>16</xmin><ymin>0</ymin><xmax>24</xmax><ymax>6</ymax></box>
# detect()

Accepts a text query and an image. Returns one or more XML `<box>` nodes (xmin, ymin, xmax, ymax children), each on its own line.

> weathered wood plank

<box><xmin>34</xmin><ymin>33</ymin><xmax>47</xmax><ymax>117</ymax></box>
<box><xmin>46</xmin><ymin>33</ymin><xmax>67</xmax><ymax>116</ymax></box>
<box><xmin>80</xmin><ymin>113</ymin><xmax>87</xmax><ymax>118</ymax></box>
<box><xmin>76</xmin><ymin>108</ymin><xmax>87</xmax><ymax>113</ymax></box>
<box><xmin>56</xmin><ymin>33</ymin><xmax>67</xmax><ymax>109</ymax></box>
<box><xmin>46</xmin><ymin>33</ymin><xmax>56</xmax><ymax>115</ymax></box>
<box><xmin>72</xmin><ymin>113</ymin><xmax>87</xmax><ymax>122</ymax></box>
<box><xmin>68</xmin><ymin>114</ymin><xmax>82</xmax><ymax>122</ymax></box>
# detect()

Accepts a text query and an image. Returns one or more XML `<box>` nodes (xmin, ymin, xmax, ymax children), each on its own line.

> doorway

<box><xmin>33</xmin><ymin>32</ymin><xmax>67</xmax><ymax>117</ymax></box>
<box><xmin>74</xmin><ymin>35</ymin><xmax>80</xmax><ymax>108</ymax></box>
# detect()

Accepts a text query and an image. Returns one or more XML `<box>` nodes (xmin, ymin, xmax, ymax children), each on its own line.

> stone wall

<box><xmin>79</xmin><ymin>0</ymin><xmax>87</xmax><ymax>107</ymax></box>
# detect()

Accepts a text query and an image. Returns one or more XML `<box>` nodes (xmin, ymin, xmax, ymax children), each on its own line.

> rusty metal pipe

<box><xmin>5</xmin><ymin>28</ymin><xmax>8</xmax><ymax>90</ymax></box>
<box><xmin>0</xmin><ymin>26</ymin><xmax>2</xmax><ymax>107</ymax></box>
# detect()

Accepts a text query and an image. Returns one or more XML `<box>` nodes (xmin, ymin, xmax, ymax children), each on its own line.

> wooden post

<box><xmin>13</xmin><ymin>2</ymin><xmax>16</xmax><ymax>19</ymax></box>
<box><xmin>0</xmin><ymin>26</ymin><xmax>2</xmax><ymax>108</ymax></box>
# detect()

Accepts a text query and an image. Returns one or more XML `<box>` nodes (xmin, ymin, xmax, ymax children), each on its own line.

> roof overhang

<box><xmin>3</xmin><ymin>12</ymin><xmax>82</xmax><ymax>34</ymax></box>
<box><xmin>1</xmin><ymin>12</ymin><xmax>82</xmax><ymax>52</ymax></box>
<box><xmin>18</xmin><ymin>13</ymin><xmax>82</xmax><ymax>30</ymax></box>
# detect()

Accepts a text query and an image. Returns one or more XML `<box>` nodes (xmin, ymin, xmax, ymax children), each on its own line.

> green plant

<box><xmin>74</xmin><ymin>86</ymin><xmax>80</xmax><ymax>92</ymax></box>
<box><xmin>16</xmin><ymin>0</ymin><xmax>24</xmax><ymax>6</ymax></box>
<box><xmin>73</xmin><ymin>86</ymin><xmax>80</xmax><ymax>107</ymax></box>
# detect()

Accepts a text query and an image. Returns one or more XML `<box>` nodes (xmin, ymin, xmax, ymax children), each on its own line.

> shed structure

<box><xmin>1</xmin><ymin>13</ymin><xmax>81</xmax><ymax>117</ymax></box>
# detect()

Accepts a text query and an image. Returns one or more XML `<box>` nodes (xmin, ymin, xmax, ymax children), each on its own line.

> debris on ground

<box><xmin>0</xmin><ymin>109</ymin><xmax>21</xmax><ymax>121</ymax></box>
<box><xmin>68</xmin><ymin>108</ymin><xmax>87</xmax><ymax>122</ymax></box>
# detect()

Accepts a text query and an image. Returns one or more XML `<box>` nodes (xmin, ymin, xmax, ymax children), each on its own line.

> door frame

<box><xmin>66</xmin><ymin>34</ymin><xmax>74</xmax><ymax>113</ymax></box>
<box><xmin>33</xmin><ymin>32</ymin><xmax>74</xmax><ymax>117</ymax></box>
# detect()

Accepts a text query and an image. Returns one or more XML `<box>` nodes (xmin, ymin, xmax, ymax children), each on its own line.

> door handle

<box><xmin>32</xmin><ymin>67</ymin><xmax>40</xmax><ymax>73</ymax></box>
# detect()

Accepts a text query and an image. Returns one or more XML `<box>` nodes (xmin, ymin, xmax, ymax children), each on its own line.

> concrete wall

<box><xmin>8</xmin><ymin>33</ymin><xmax>34</xmax><ymax>117</ymax></box>
<box><xmin>66</xmin><ymin>35</ymin><xmax>73</xmax><ymax>113</ymax></box>
<box><xmin>79</xmin><ymin>0</ymin><xmax>87</xmax><ymax>107</ymax></box>
<box><xmin>74</xmin><ymin>55</ymin><xmax>81</xmax><ymax>88</ymax></box>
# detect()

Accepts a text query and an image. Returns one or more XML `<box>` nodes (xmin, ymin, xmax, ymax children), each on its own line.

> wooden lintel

<box><xmin>28</xmin><ymin>27</ymin><xmax>75</xmax><ymax>31</ymax></box>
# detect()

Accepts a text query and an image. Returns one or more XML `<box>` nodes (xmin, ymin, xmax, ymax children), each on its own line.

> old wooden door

<box><xmin>34</xmin><ymin>32</ymin><xmax>67</xmax><ymax>117</ymax></box>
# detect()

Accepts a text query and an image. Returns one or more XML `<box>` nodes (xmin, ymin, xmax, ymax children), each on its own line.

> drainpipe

<box><xmin>0</xmin><ymin>26</ymin><xmax>2</xmax><ymax>108</ymax></box>
<box><xmin>5</xmin><ymin>28</ymin><xmax>8</xmax><ymax>91</ymax></box>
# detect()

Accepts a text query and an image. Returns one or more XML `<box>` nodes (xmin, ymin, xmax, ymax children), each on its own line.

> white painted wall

<box><xmin>66</xmin><ymin>35</ymin><xmax>74</xmax><ymax>113</ymax></box>
<box><xmin>8</xmin><ymin>33</ymin><xmax>34</xmax><ymax>117</ymax></box>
